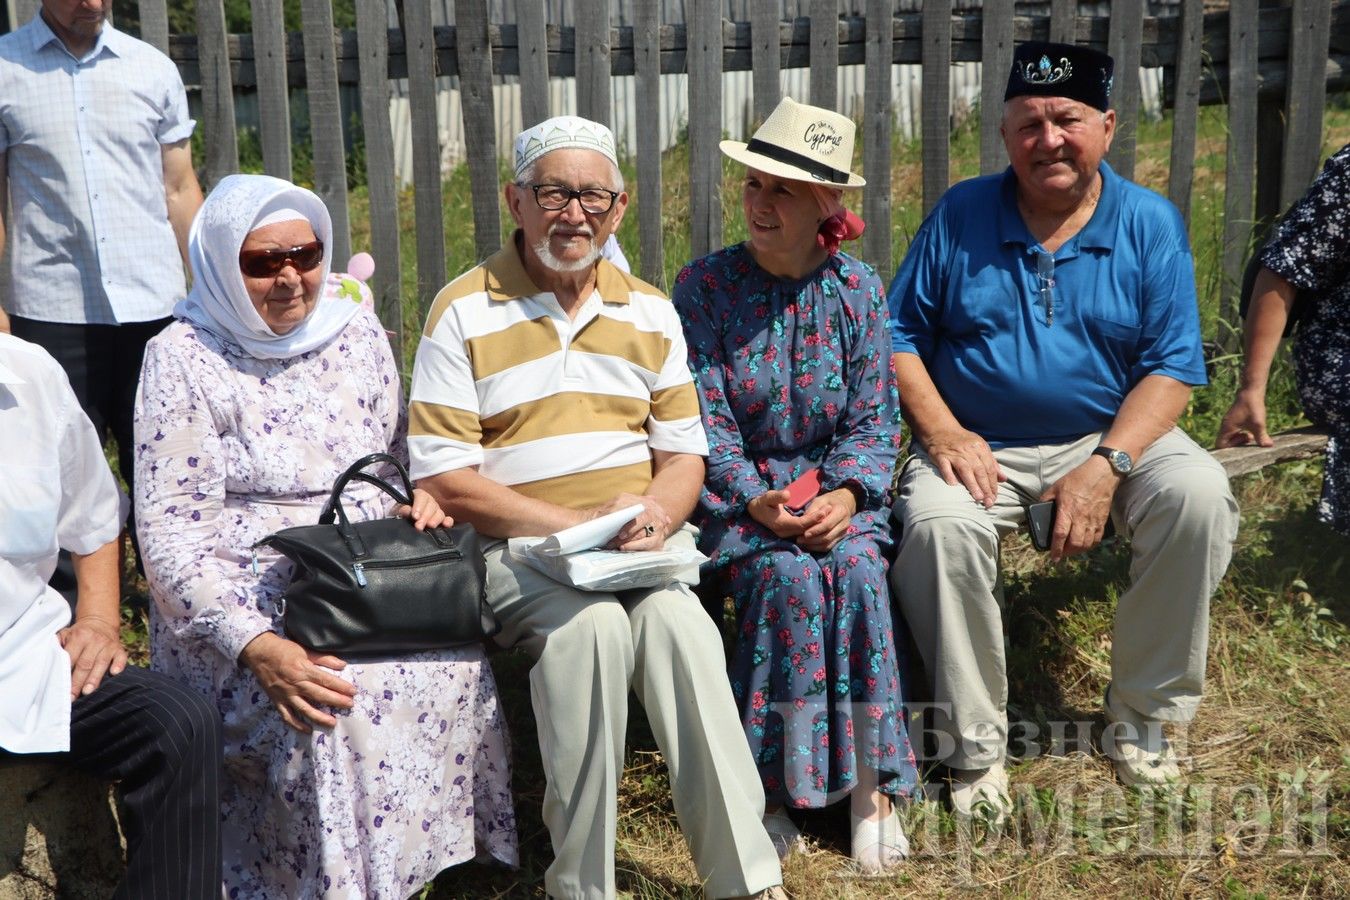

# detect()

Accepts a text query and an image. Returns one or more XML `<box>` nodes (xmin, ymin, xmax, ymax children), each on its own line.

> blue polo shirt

<box><xmin>887</xmin><ymin>162</ymin><xmax>1206</xmax><ymax>448</ymax></box>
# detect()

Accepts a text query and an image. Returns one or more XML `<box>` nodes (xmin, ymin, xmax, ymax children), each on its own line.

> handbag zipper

<box><xmin>351</xmin><ymin>550</ymin><xmax>463</xmax><ymax>588</ymax></box>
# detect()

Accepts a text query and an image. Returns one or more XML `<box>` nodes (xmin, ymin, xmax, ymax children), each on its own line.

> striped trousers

<box><xmin>2</xmin><ymin>665</ymin><xmax>223</xmax><ymax>900</ymax></box>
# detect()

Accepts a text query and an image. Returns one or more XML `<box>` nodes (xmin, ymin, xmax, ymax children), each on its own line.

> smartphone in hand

<box><xmin>1027</xmin><ymin>501</ymin><xmax>1055</xmax><ymax>551</ymax></box>
<box><xmin>1026</xmin><ymin>500</ymin><xmax>1116</xmax><ymax>552</ymax></box>
<box><xmin>783</xmin><ymin>468</ymin><xmax>823</xmax><ymax>513</ymax></box>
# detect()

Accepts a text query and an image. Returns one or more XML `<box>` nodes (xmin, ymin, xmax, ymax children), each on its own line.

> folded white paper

<box><xmin>507</xmin><ymin>506</ymin><xmax>708</xmax><ymax>592</ymax></box>
<box><xmin>532</xmin><ymin>503</ymin><xmax>645</xmax><ymax>556</ymax></box>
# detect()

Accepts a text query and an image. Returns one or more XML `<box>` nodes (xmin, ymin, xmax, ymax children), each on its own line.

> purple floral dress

<box><xmin>134</xmin><ymin>310</ymin><xmax>517</xmax><ymax>899</ymax></box>
<box><xmin>1258</xmin><ymin>142</ymin><xmax>1350</xmax><ymax>534</ymax></box>
<box><xmin>673</xmin><ymin>245</ymin><xmax>917</xmax><ymax>808</ymax></box>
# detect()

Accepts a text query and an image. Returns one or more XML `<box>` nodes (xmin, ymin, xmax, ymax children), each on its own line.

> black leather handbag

<box><xmin>253</xmin><ymin>452</ymin><xmax>497</xmax><ymax>654</ymax></box>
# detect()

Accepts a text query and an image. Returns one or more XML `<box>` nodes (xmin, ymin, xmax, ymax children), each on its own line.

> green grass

<box><xmin>138</xmin><ymin>105</ymin><xmax>1350</xmax><ymax>899</ymax></box>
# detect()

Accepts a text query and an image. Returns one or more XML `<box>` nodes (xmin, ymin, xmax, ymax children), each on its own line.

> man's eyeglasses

<box><xmin>239</xmin><ymin>240</ymin><xmax>325</xmax><ymax>278</ymax></box>
<box><xmin>1036</xmin><ymin>250</ymin><xmax>1056</xmax><ymax>326</ymax></box>
<box><xmin>522</xmin><ymin>183</ymin><xmax>620</xmax><ymax>214</ymax></box>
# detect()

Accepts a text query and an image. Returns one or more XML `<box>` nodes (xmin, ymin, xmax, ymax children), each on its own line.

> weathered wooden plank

<box><xmin>810</xmin><ymin>0</ymin><xmax>838</xmax><ymax>108</ymax></box>
<box><xmin>1049</xmin><ymin>0</ymin><xmax>1076</xmax><ymax>44</ymax></box>
<box><xmin>920</xmin><ymin>0</ymin><xmax>952</xmax><ymax>214</ymax></box>
<box><xmin>251</xmin><ymin>0</ymin><xmax>292</xmax><ymax>180</ymax></box>
<box><xmin>1212</xmin><ymin>428</ymin><xmax>1329</xmax><ymax>479</ymax></box>
<box><xmin>457</xmin><ymin>0</ymin><xmax>501</xmax><ymax>261</ymax></box>
<box><xmin>1254</xmin><ymin>95</ymin><xmax>1285</xmax><ymax>243</ymax></box>
<box><xmin>634</xmin><ymin>0</ymin><xmax>664</xmax><ymax>289</ymax></box>
<box><xmin>1221</xmin><ymin>0</ymin><xmax>1260</xmax><ymax>353</ymax></box>
<box><xmin>149</xmin><ymin>5</ymin><xmax>1350</xmax><ymax>84</ymax></box>
<box><xmin>1166</xmin><ymin>0</ymin><xmax>1202</xmax><ymax>229</ymax></box>
<box><xmin>750</xmin><ymin>0</ymin><xmax>781</xmax><ymax>124</ymax></box>
<box><xmin>401</xmin><ymin>0</ymin><xmax>446</xmax><ymax>316</ymax></box>
<box><xmin>137</xmin><ymin>0</ymin><xmax>170</xmax><ymax>54</ymax></box>
<box><xmin>688</xmin><ymin>0</ymin><xmax>723</xmax><ymax>260</ymax></box>
<box><xmin>1106</xmin><ymin>0</ymin><xmax>1143</xmax><ymax>180</ymax></box>
<box><xmin>1190</xmin><ymin>54</ymin><xmax>1350</xmax><ymax>107</ymax></box>
<box><xmin>862</xmin><ymin>0</ymin><xmax>893</xmax><ymax>275</ymax></box>
<box><xmin>575</xmin><ymin>0</ymin><xmax>612</xmax><ymax>126</ymax></box>
<box><xmin>300</xmin><ymin>0</ymin><xmax>351</xmax><ymax>266</ymax></box>
<box><xmin>195</xmin><ymin>0</ymin><xmax>239</xmax><ymax>189</ymax></box>
<box><xmin>1280</xmin><ymin>0</ymin><xmax>1333</xmax><ymax>210</ymax></box>
<box><xmin>355</xmin><ymin>0</ymin><xmax>402</xmax><ymax>356</ymax></box>
<box><xmin>516</xmin><ymin>0</ymin><xmax>550</xmax><ymax>127</ymax></box>
<box><xmin>980</xmin><ymin>0</ymin><xmax>1014</xmax><ymax>175</ymax></box>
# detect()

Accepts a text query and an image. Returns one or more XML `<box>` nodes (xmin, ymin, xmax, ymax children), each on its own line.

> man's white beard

<box><xmin>533</xmin><ymin>226</ymin><xmax>602</xmax><ymax>273</ymax></box>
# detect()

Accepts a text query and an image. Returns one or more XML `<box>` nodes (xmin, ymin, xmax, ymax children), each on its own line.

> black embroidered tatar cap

<box><xmin>1004</xmin><ymin>41</ymin><xmax>1115</xmax><ymax>111</ymax></box>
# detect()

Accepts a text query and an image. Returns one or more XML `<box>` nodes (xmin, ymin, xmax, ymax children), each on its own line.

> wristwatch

<box><xmin>1092</xmin><ymin>445</ymin><xmax>1134</xmax><ymax>476</ymax></box>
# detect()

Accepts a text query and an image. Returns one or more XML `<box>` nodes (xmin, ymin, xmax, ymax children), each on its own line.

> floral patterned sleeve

<box><xmin>1258</xmin><ymin>143</ymin><xmax>1350</xmax><ymax>294</ymax></box>
<box><xmin>673</xmin><ymin>262</ymin><xmax>770</xmax><ymax>519</ymax></box>
<box><xmin>134</xmin><ymin>334</ymin><xmax>274</xmax><ymax>663</ymax></box>
<box><xmin>820</xmin><ymin>264</ymin><xmax>903</xmax><ymax>511</ymax></box>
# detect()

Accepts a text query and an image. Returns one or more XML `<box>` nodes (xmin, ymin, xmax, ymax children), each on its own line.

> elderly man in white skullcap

<box><xmin>407</xmin><ymin>116</ymin><xmax>787</xmax><ymax>899</ymax></box>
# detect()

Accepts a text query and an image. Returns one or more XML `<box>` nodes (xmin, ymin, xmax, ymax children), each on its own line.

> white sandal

<box><xmin>762</xmin><ymin>810</ymin><xmax>805</xmax><ymax>859</ymax></box>
<box><xmin>850</xmin><ymin>807</ymin><xmax>910</xmax><ymax>874</ymax></box>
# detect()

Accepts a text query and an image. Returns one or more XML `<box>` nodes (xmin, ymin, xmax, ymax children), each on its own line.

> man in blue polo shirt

<box><xmin>887</xmin><ymin>41</ymin><xmax>1238</xmax><ymax>813</ymax></box>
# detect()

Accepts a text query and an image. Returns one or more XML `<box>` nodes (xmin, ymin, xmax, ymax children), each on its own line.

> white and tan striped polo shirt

<box><xmin>407</xmin><ymin>238</ymin><xmax>707</xmax><ymax>509</ymax></box>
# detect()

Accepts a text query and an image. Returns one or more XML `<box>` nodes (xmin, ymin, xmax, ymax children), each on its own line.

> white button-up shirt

<box><xmin>0</xmin><ymin>16</ymin><xmax>195</xmax><ymax>324</ymax></box>
<box><xmin>0</xmin><ymin>333</ymin><xmax>124</xmax><ymax>753</ymax></box>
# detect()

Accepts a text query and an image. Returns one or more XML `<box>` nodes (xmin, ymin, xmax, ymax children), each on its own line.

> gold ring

<box><xmin>643</xmin><ymin>524</ymin><xmax>656</xmax><ymax>536</ymax></box>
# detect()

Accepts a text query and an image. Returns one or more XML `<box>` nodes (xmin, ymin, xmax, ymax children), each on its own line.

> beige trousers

<box><xmin>483</xmin><ymin>526</ymin><xmax>781</xmax><ymax>900</ymax></box>
<box><xmin>890</xmin><ymin>428</ymin><xmax>1239</xmax><ymax>770</ymax></box>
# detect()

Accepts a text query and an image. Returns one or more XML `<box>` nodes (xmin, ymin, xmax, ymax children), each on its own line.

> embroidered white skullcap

<box><xmin>513</xmin><ymin>115</ymin><xmax>618</xmax><ymax>179</ymax></box>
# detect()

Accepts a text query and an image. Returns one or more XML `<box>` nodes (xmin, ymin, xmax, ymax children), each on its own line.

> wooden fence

<box><xmin>7</xmin><ymin>0</ymin><xmax>1348</xmax><ymax>358</ymax></box>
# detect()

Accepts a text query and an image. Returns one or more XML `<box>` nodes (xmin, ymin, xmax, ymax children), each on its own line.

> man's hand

<box><xmin>65</xmin><ymin>539</ymin><xmax>124</xmax><ymax>699</ymax></box>
<box><xmin>58</xmin><ymin>616</ymin><xmax>127</xmax><ymax>699</ymax></box>
<box><xmin>1041</xmin><ymin>456</ymin><xmax>1120</xmax><ymax>560</ymax></box>
<box><xmin>238</xmin><ymin>632</ymin><xmax>356</xmax><ymax>733</ymax></box>
<box><xmin>923</xmin><ymin>426</ymin><xmax>1007</xmax><ymax>507</ymax></box>
<box><xmin>596</xmin><ymin>493</ymin><xmax>672</xmax><ymax>551</ymax></box>
<box><xmin>0</xmin><ymin>306</ymin><xmax>10</xmax><ymax>334</ymax></box>
<box><xmin>1216</xmin><ymin>388</ymin><xmax>1275</xmax><ymax>448</ymax></box>
<box><xmin>794</xmin><ymin>487</ymin><xmax>857</xmax><ymax>553</ymax></box>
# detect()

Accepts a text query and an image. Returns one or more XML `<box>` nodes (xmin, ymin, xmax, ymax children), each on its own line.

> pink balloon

<box><xmin>346</xmin><ymin>252</ymin><xmax>375</xmax><ymax>282</ymax></box>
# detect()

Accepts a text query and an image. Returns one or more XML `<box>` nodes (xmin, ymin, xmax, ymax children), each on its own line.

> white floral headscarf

<box><xmin>175</xmin><ymin>174</ymin><xmax>359</xmax><ymax>359</ymax></box>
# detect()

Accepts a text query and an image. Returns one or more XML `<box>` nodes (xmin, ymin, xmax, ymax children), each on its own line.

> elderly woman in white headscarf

<box><xmin>133</xmin><ymin>174</ymin><xmax>517</xmax><ymax>898</ymax></box>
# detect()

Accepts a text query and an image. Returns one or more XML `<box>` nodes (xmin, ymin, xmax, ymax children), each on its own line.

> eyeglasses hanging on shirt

<box><xmin>1035</xmin><ymin>250</ymin><xmax>1056</xmax><ymax>326</ymax></box>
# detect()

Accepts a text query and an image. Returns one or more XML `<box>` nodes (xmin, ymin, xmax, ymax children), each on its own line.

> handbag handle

<box><xmin>320</xmin><ymin>454</ymin><xmax>419</xmax><ymax>559</ymax></box>
<box><xmin>321</xmin><ymin>452</ymin><xmax>415</xmax><ymax>522</ymax></box>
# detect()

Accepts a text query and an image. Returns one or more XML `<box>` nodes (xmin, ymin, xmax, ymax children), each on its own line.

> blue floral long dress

<box><xmin>673</xmin><ymin>244</ymin><xmax>918</xmax><ymax>808</ymax></box>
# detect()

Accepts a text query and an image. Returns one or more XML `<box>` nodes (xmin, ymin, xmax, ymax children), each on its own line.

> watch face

<box><xmin>1109</xmin><ymin>449</ymin><xmax>1133</xmax><ymax>474</ymax></box>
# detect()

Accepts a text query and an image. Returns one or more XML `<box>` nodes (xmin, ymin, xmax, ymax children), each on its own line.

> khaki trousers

<box><xmin>483</xmin><ymin>526</ymin><xmax>781</xmax><ymax>899</ymax></box>
<box><xmin>890</xmin><ymin>428</ymin><xmax>1239</xmax><ymax>770</ymax></box>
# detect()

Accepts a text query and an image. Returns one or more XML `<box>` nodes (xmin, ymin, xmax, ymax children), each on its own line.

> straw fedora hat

<box><xmin>720</xmin><ymin>96</ymin><xmax>865</xmax><ymax>188</ymax></box>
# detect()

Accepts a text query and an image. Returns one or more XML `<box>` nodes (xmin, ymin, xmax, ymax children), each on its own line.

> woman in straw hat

<box><xmin>673</xmin><ymin>97</ymin><xmax>917</xmax><ymax>873</ymax></box>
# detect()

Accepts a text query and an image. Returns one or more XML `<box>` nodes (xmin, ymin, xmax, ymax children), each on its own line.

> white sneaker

<box><xmin>1103</xmin><ymin>688</ymin><xmax>1181</xmax><ymax>786</ymax></box>
<box><xmin>762</xmin><ymin>810</ymin><xmax>805</xmax><ymax>860</ymax></box>
<box><xmin>948</xmin><ymin>764</ymin><xmax>1011</xmax><ymax>824</ymax></box>
<box><xmin>851</xmin><ymin>807</ymin><xmax>910</xmax><ymax>874</ymax></box>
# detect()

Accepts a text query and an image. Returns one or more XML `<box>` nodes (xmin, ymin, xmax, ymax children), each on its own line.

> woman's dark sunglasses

<box><xmin>238</xmin><ymin>240</ymin><xmax>325</xmax><ymax>278</ymax></box>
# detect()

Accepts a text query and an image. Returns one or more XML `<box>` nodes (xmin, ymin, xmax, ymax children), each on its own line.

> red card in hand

<box><xmin>783</xmin><ymin>468</ymin><xmax>822</xmax><ymax>512</ymax></box>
